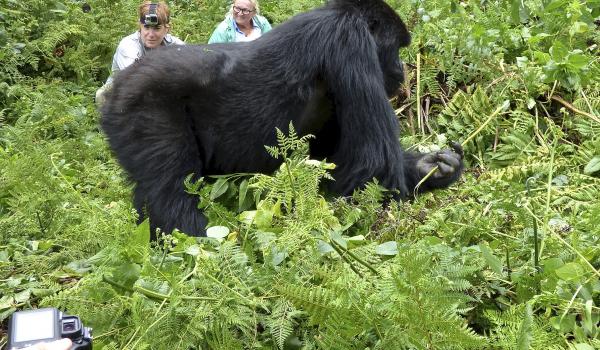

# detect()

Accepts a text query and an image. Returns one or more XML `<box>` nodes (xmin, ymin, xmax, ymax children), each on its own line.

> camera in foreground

<box><xmin>7</xmin><ymin>308</ymin><xmax>92</xmax><ymax>350</ymax></box>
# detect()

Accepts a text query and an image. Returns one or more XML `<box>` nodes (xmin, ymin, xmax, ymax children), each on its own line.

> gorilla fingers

<box><xmin>415</xmin><ymin>142</ymin><xmax>464</xmax><ymax>187</ymax></box>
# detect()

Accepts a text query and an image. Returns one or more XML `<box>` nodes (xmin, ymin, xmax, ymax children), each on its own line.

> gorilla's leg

<box><xmin>102</xmin><ymin>91</ymin><xmax>208</xmax><ymax>237</ymax></box>
<box><xmin>135</xmin><ymin>172</ymin><xmax>207</xmax><ymax>239</ymax></box>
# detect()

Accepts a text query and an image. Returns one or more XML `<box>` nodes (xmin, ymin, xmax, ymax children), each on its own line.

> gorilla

<box><xmin>101</xmin><ymin>0</ymin><xmax>464</xmax><ymax>238</ymax></box>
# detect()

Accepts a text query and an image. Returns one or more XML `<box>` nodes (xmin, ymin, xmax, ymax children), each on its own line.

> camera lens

<box><xmin>63</xmin><ymin>321</ymin><xmax>76</xmax><ymax>332</ymax></box>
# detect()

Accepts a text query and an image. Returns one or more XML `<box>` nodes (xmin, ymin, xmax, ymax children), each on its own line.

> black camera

<box><xmin>7</xmin><ymin>308</ymin><xmax>92</xmax><ymax>350</ymax></box>
<box><xmin>143</xmin><ymin>13</ymin><xmax>159</xmax><ymax>26</ymax></box>
<box><xmin>141</xmin><ymin>3</ymin><xmax>160</xmax><ymax>26</ymax></box>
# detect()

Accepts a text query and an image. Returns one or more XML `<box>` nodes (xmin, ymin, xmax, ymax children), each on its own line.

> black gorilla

<box><xmin>101</xmin><ymin>0</ymin><xmax>463</xmax><ymax>237</ymax></box>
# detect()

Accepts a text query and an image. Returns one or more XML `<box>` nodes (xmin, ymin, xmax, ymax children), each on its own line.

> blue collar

<box><xmin>232</xmin><ymin>17</ymin><xmax>259</xmax><ymax>34</ymax></box>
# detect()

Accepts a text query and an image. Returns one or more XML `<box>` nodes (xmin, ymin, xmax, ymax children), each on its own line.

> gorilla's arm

<box><xmin>319</xmin><ymin>16</ymin><xmax>408</xmax><ymax>196</ymax></box>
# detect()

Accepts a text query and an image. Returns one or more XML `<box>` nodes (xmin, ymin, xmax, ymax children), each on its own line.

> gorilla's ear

<box><xmin>368</xmin><ymin>17</ymin><xmax>380</xmax><ymax>32</ymax></box>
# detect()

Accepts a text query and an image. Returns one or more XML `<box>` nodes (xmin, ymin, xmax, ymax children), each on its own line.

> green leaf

<box><xmin>206</xmin><ymin>226</ymin><xmax>230</xmax><ymax>239</ymax></box>
<box><xmin>185</xmin><ymin>244</ymin><xmax>201</xmax><ymax>256</ymax></box>
<box><xmin>479</xmin><ymin>243</ymin><xmax>503</xmax><ymax>275</ymax></box>
<box><xmin>238</xmin><ymin>210</ymin><xmax>256</xmax><ymax>225</ymax></box>
<box><xmin>238</xmin><ymin>179</ymin><xmax>249</xmax><ymax>211</ymax></box>
<box><xmin>111</xmin><ymin>263</ymin><xmax>141</xmax><ymax>289</ymax></box>
<box><xmin>6</xmin><ymin>277</ymin><xmax>22</xmax><ymax>288</ymax></box>
<box><xmin>516</xmin><ymin>303</ymin><xmax>533</xmax><ymax>350</ymax></box>
<box><xmin>574</xmin><ymin>344</ymin><xmax>594</xmax><ymax>350</ymax></box>
<box><xmin>65</xmin><ymin>260</ymin><xmax>93</xmax><ymax>275</ymax></box>
<box><xmin>135</xmin><ymin>279</ymin><xmax>171</xmax><ymax>296</ymax></box>
<box><xmin>567</xmin><ymin>53</ymin><xmax>589</xmax><ymax>70</ymax></box>
<box><xmin>550</xmin><ymin>314</ymin><xmax>576</xmax><ymax>333</ymax></box>
<box><xmin>134</xmin><ymin>218</ymin><xmax>150</xmax><ymax>247</ymax></box>
<box><xmin>271</xmin><ymin>247</ymin><xmax>288</xmax><ymax>266</ymax></box>
<box><xmin>582</xmin><ymin>299</ymin><xmax>594</xmax><ymax>334</ymax></box>
<box><xmin>584</xmin><ymin>156</ymin><xmax>600</xmax><ymax>174</ymax></box>
<box><xmin>542</xmin><ymin>258</ymin><xmax>564</xmax><ymax>274</ymax></box>
<box><xmin>528</xmin><ymin>33</ymin><xmax>551</xmax><ymax>46</ymax></box>
<box><xmin>347</xmin><ymin>235</ymin><xmax>367</xmax><ymax>247</ymax></box>
<box><xmin>0</xmin><ymin>307</ymin><xmax>16</xmax><ymax>322</ymax></box>
<box><xmin>317</xmin><ymin>240</ymin><xmax>335</xmax><ymax>255</ymax></box>
<box><xmin>550</xmin><ymin>41</ymin><xmax>569</xmax><ymax>61</ymax></box>
<box><xmin>255</xmin><ymin>208</ymin><xmax>274</xmax><ymax>229</ymax></box>
<box><xmin>510</xmin><ymin>0</ymin><xmax>529</xmax><ymax>23</ymax></box>
<box><xmin>423</xmin><ymin>236</ymin><xmax>443</xmax><ymax>245</ymax></box>
<box><xmin>569</xmin><ymin>22</ymin><xmax>589</xmax><ymax>36</ymax></box>
<box><xmin>210</xmin><ymin>178</ymin><xmax>229</xmax><ymax>200</ymax></box>
<box><xmin>545</xmin><ymin>0</ymin><xmax>568</xmax><ymax>12</ymax></box>
<box><xmin>0</xmin><ymin>296</ymin><xmax>13</xmax><ymax>310</ymax></box>
<box><xmin>254</xmin><ymin>231</ymin><xmax>276</xmax><ymax>250</ymax></box>
<box><xmin>14</xmin><ymin>289</ymin><xmax>31</xmax><ymax>304</ymax></box>
<box><xmin>330</xmin><ymin>230</ymin><xmax>347</xmax><ymax>249</ymax></box>
<box><xmin>375</xmin><ymin>241</ymin><xmax>398</xmax><ymax>256</ymax></box>
<box><xmin>555</xmin><ymin>262</ymin><xmax>584</xmax><ymax>281</ymax></box>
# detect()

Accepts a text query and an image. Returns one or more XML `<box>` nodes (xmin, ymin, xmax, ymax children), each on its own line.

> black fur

<box><xmin>101</xmin><ymin>0</ymin><xmax>463</xmax><ymax>237</ymax></box>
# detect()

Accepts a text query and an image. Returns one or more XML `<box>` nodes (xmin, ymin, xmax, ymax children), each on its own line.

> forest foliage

<box><xmin>0</xmin><ymin>0</ymin><xmax>599</xmax><ymax>349</ymax></box>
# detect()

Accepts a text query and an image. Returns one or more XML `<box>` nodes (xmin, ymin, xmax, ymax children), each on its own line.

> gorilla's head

<box><xmin>361</xmin><ymin>0</ymin><xmax>411</xmax><ymax>96</ymax></box>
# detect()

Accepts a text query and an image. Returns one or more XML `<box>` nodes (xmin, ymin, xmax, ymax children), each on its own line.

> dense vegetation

<box><xmin>1</xmin><ymin>0</ymin><xmax>599</xmax><ymax>348</ymax></box>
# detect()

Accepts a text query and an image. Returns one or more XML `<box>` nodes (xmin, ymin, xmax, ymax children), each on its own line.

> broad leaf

<box><xmin>375</xmin><ymin>241</ymin><xmax>398</xmax><ymax>256</ymax></box>
<box><xmin>584</xmin><ymin>156</ymin><xmax>600</xmax><ymax>175</ymax></box>
<box><xmin>206</xmin><ymin>226</ymin><xmax>230</xmax><ymax>239</ymax></box>
<box><xmin>210</xmin><ymin>178</ymin><xmax>229</xmax><ymax>200</ymax></box>
<box><xmin>555</xmin><ymin>262</ymin><xmax>584</xmax><ymax>281</ymax></box>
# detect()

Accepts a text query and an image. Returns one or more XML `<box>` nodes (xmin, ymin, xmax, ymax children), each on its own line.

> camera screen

<box><xmin>13</xmin><ymin>309</ymin><xmax>56</xmax><ymax>342</ymax></box>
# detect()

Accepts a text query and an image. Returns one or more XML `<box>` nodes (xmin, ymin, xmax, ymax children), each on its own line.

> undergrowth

<box><xmin>1</xmin><ymin>0</ymin><xmax>599</xmax><ymax>349</ymax></box>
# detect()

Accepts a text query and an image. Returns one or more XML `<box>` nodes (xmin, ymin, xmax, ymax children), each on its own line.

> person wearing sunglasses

<box><xmin>95</xmin><ymin>1</ymin><xmax>184</xmax><ymax>107</ymax></box>
<box><xmin>208</xmin><ymin>0</ymin><xmax>272</xmax><ymax>43</ymax></box>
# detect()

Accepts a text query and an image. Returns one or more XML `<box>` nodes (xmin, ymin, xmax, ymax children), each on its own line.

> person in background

<box><xmin>95</xmin><ymin>1</ymin><xmax>184</xmax><ymax>106</ymax></box>
<box><xmin>208</xmin><ymin>0</ymin><xmax>271</xmax><ymax>44</ymax></box>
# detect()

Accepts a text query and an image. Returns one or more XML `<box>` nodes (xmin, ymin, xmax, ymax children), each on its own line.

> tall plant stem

<box><xmin>330</xmin><ymin>238</ymin><xmax>379</xmax><ymax>276</ymax></box>
<box><xmin>525</xmin><ymin>178</ymin><xmax>540</xmax><ymax>275</ymax></box>
<box><xmin>416</xmin><ymin>52</ymin><xmax>423</xmax><ymax>134</ymax></box>
<box><xmin>414</xmin><ymin>103</ymin><xmax>506</xmax><ymax>194</ymax></box>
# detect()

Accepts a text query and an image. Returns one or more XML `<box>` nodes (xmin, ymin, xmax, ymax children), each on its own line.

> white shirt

<box><xmin>233</xmin><ymin>18</ymin><xmax>262</xmax><ymax>42</ymax></box>
<box><xmin>235</xmin><ymin>29</ymin><xmax>262</xmax><ymax>42</ymax></box>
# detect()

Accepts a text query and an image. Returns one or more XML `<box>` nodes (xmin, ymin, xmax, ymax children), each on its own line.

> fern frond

<box><xmin>486</xmin><ymin>304</ymin><xmax>565</xmax><ymax>349</ymax></box>
<box><xmin>265</xmin><ymin>299</ymin><xmax>298</xmax><ymax>350</ymax></box>
<box><xmin>279</xmin><ymin>284</ymin><xmax>339</xmax><ymax>324</ymax></box>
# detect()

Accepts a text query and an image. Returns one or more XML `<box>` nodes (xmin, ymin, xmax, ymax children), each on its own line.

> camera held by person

<box><xmin>7</xmin><ymin>308</ymin><xmax>92</xmax><ymax>350</ymax></box>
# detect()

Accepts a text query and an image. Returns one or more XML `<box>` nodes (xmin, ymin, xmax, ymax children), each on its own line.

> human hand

<box><xmin>22</xmin><ymin>338</ymin><xmax>72</xmax><ymax>350</ymax></box>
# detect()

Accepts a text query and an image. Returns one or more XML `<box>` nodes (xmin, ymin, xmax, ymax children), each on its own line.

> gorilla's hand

<box><xmin>416</xmin><ymin>142</ymin><xmax>464</xmax><ymax>179</ymax></box>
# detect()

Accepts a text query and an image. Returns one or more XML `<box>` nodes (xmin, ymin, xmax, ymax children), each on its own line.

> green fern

<box><xmin>279</xmin><ymin>284</ymin><xmax>339</xmax><ymax>325</ymax></box>
<box><xmin>486</xmin><ymin>304</ymin><xmax>565</xmax><ymax>349</ymax></box>
<box><xmin>265</xmin><ymin>299</ymin><xmax>298</xmax><ymax>350</ymax></box>
<box><xmin>437</xmin><ymin>87</ymin><xmax>497</xmax><ymax>155</ymax></box>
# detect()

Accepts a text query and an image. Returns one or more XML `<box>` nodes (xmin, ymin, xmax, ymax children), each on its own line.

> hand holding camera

<box><xmin>7</xmin><ymin>308</ymin><xmax>92</xmax><ymax>350</ymax></box>
<box><xmin>21</xmin><ymin>338</ymin><xmax>72</xmax><ymax>350</ymax></box>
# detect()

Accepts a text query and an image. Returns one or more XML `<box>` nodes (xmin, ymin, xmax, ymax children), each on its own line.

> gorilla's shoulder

<box><xmin>146</xmin><ymin>44</ymin><xmax>234</xmax><ymax>68</ymax></box>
